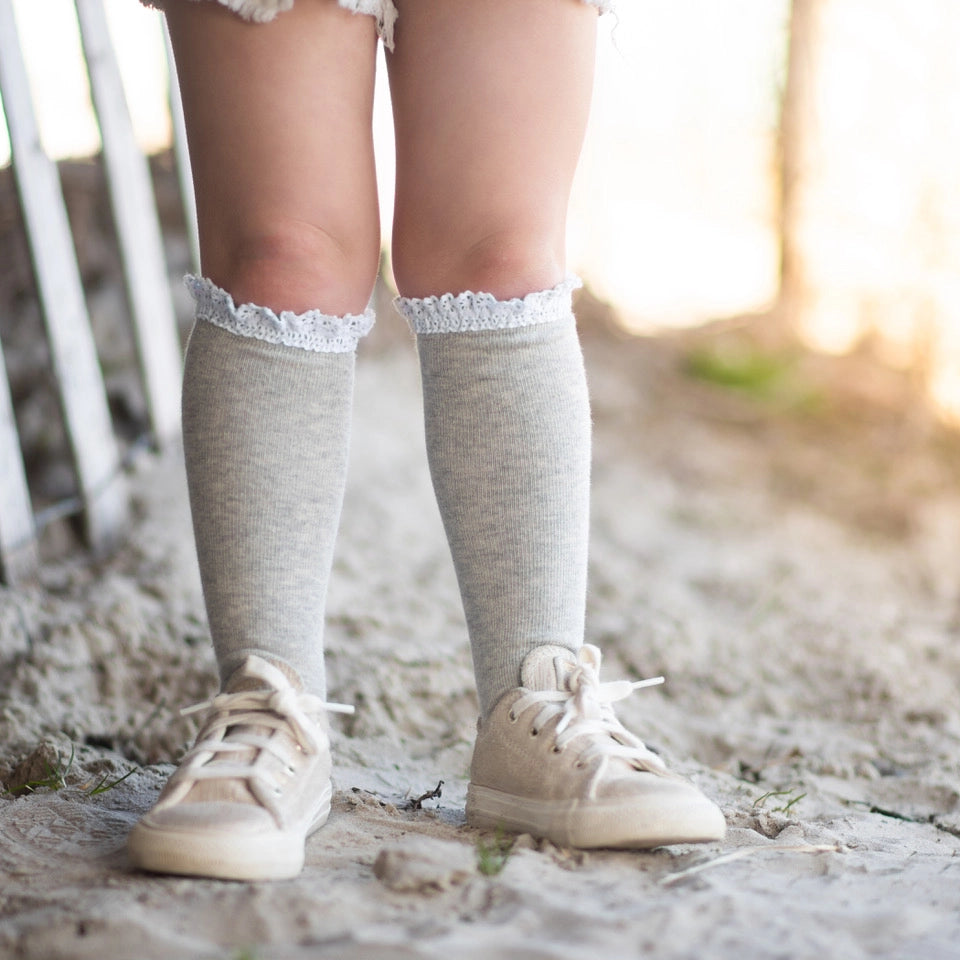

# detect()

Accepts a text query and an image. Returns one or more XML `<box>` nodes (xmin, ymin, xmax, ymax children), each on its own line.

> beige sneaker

<box><xmin>127</xmin><ymin>655</ymin><xmax>353</xmax><ymax>880</ymax></box>
<box><xmin>466</xmin><ymin>644</ymin><xmax>726</xmax><ymax>848</ymax></box>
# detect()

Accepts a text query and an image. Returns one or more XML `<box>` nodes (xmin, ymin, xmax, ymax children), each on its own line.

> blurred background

<box><xmin>2</xmin><ymin>0</ymin><xmax>960</xmax><ymax>416</ymax></box>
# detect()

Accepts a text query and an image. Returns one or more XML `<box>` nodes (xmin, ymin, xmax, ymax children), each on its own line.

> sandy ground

<box><xmin>2</xmin><ymin>158</ymin><xmax>960</xmax><ymax>956</ymax></box>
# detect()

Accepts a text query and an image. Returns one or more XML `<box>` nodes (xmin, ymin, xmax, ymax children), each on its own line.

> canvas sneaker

<box><xmin>466</xmin><ymin>643</ymin><xmax>726</xmax><ymax>848</ymax></box>
<box><xmin>127</xmin><ymin>655</ymin><xmax>353</xmax><ymax>880</ymax></box>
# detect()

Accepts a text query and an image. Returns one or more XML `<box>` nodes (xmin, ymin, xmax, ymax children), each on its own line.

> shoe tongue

<box><xmin>183</xmin><ymin>658</ymin><xmax>299</xmax><ymax>807</ymax></box>
<box><xmin>224</xmin><ymin>657</ymin><xmax>303</xmax><ymax>695</ymax></box>
<box><xmin>520</xmin><ymin>645</ymin><xmax>579</xmax><ymax>692</ymax></box>
<box><xmin>225</xmin><ymin>676</ymin><xmax>266</xmax><ymax>695</ymax></box>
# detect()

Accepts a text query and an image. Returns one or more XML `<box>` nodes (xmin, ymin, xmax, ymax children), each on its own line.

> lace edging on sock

<box><xmin>186</xmin><ymin>275</ymin><xmax>375</xmax><ymax>353</ymax></box>
<box><xmin>394</xmin><ymin>275</ymin><xmax>583</xmax><ymax>335</ymax></box>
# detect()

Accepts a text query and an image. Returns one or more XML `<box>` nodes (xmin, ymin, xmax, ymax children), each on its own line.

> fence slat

<box><xmin>0</xmin><ymin>337</ymin><xmax>38</xmax><ymax>584</ymax></box>
<box><xmin>75</xmin><ymin>0</ymin><xmax>183</xmax><ymax>444</ymax></box>
<box><xmin>163</xmin><ymin>20</ymin><xmax>200</xmax><ymax>275</ymax></box>
<box><xmin>0</xmin><ymin>0</ymin><xmax>128</xmax><ymax>556</ymax></box>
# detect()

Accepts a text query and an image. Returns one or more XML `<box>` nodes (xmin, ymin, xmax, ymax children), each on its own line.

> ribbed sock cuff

<box><xmin>394</xmin><ymin>276</ymin><xmax>582</xmax><ymax>334</ymax></box>
<box><xmin>186</xmin><ymin>275</ymin><xmax>375</xmax><ymax>353</ymax></box>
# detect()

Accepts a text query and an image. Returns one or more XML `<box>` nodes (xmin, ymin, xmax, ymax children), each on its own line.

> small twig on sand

<box><xmin>658</xmin><ymin>844</ymin><xmax>840</xmax><ymax>887</ymax></box>
<box><xmin>407</xmin><ymin>780</ymin><xmax>444</xmax><ymax>810</ymax></box>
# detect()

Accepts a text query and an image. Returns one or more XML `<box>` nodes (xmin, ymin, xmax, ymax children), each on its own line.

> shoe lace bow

<box><xmin>173</xmin><ymin>661</ymin><xmax>354</xmax><ymax>815</ymax></box>
<box><xmin>512</xmin><ymin>645</ymin><xmax>667</xmax><ymax>779</ymax></box>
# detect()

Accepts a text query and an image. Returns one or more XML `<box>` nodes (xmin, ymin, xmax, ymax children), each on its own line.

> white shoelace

<box><xmin>170</xmin><ymin>659</ymin><xmax>354</xmax><ymax>818</ymax></box>
<box><xmin>509</xmin><ymin>646</ymin><xmax>667</xmax><ymax>793</ymax></box>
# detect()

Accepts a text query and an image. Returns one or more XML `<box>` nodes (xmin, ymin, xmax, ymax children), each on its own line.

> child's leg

<box><xmin>388</xmin><ymin>0</ymin><xmax>597</xmax><ymax>715</ymax></box>
<box><xmin>165</xmin><ymin>0</ymin><xmax>381</xmax><ymax>697</ymax></box>
<box><xmin>390</xmin><ymin>0</ymin><xmax>726</xmax><ymax>848</ymax></box>
<box><xmin>388</xmin><ymin>0</ymin><xmax>596</xmax><ymax>302</ymax></box>
<box><xmin>129</xmin><ymin>1</ymin><xmax>380</xmax><ymax>880</ymax></box>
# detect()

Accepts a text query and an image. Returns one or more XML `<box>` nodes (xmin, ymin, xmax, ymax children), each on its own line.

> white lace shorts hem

<box><xmin>140</xmin><ymin>0</ymin><xmax>613</xmax><ymax>51</ymax></box>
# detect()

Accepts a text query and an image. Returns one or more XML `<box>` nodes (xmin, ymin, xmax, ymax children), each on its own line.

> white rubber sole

<box><xmin>465</xmin><ymin>783</ymin><xmax>726</xmax><ymax>849</ymax></box>
<box><xmin>127</xmin><ymin>789</ymin><xmax>332</xmax><ymax>881</ymax></box>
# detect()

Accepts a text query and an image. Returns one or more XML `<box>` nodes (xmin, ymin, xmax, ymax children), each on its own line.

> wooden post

<box><xmin>74</xmin><ymin>0</ymin><xmax>183</xmax><ymax>445</ymax></box>
<box><xmin>0</xmin><ymin>337</ymin><xmax>38</xmax><ymax>584</ymax></box>
<box><xmin>163</xmin><ymin>20</ymin><xmax>200</xmax><ymax>275</ymax></box>
<box><xmin>778</xmin><ymin>0</ymin><xmax>824</xmax><ymax>322</ymax></box>
<box><xmin>0</xmin><ymin>0</ymin><xmax>128</xmax><ymax>556</ymax></box>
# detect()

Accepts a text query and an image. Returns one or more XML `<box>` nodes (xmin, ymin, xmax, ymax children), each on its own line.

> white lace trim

<box><xmin>138</xmin><ymin>0</ymin><xmax>399</xmax><ymax>48</ymax></box>
<box><xmin>186</xmin><ymin>275</ymin><xmax>375</xmax><ymax>354</ymax></box>
<box><xmin>394</xmin><ymin>275</ymin><xmax>582</xmax><ymax>335</ymax></box>
<box><xmin>141</xmin><ymin>0</ymin><xmax>605</xmax><ymax>36</ymax></box>
<box><xmin>138</xmin><ymin>0</ymin><xmax>294</xmax><ymax>21</ymax></box>
<box><xmin>211</xmin><ymin>0</ymin><xmax>291</xmax><ymax>22</ymax></box>
<box><xmin>343</xmin><ymin>0</ymin><xmax>398</xmax><ymax>50</ymax></box>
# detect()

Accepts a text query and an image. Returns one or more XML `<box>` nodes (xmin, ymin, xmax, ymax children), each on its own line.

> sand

<box><xmin>2</xmin><ymin>287</ymin><xmax>960</xmax><ymax>959</ymax></box>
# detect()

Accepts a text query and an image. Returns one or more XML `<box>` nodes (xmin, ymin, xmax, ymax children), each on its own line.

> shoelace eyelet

<box><xmin>508</xmin><ymin>711</ymin><xmax>518</xmax><ymax>723</ymax></box>
<box><xmin>530</xmin><ymin>728</ymin><xmax>539</xmax><ymax>737</ymax></box>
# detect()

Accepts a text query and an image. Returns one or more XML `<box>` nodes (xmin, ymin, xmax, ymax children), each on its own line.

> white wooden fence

<box><xmin>0</xmin><ymin>0</ymin><xmax>191</xmax><ymax>584</ymax></box>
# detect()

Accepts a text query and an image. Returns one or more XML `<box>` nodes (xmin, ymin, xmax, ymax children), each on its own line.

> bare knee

<box><xmin>205</xmin><ymin>220</ymin><xmax>380</xmax><ymax>317</ymax></box>
<box><xmin>391</xmin><ymin>226</ymin><xmax>566</xmax><ymax>302</ymax></box>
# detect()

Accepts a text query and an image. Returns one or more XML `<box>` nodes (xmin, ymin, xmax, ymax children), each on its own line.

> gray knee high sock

<box><xmin>395</xmin><ymin>278</ymin><xmax>591</xmax><ymax>716</ymax></box>
<box><xmin>181</xmin><ymin>277</ymin><xmax>374</xmax><ymax>697</ymax></box>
